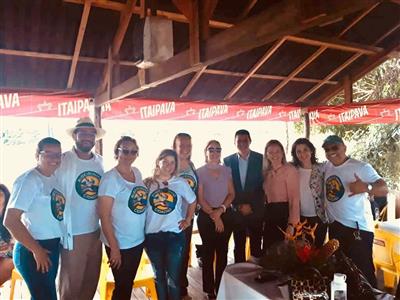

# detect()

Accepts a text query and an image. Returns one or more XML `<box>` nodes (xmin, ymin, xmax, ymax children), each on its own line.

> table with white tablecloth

<box><xmin>217</xmin><ymin>263</ymin><xmax>287</xmax><ymax>300</ymax></box>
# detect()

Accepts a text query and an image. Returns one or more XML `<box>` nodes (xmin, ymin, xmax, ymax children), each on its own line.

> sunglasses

<box><xmin>39</xmin><ymin>151</ymin><xmax>62</xmax><ymax>159</ymax></box>
<box><xmin>207</xmin><ymin>147</ymin><xmax>222</xmax><ymax>153</ymax></box>
<box><xmin>323</xmin><ymin>145</ymin><xmax>339</xmax><ymax>152</ymax></box>
<box><xmin>118</xmin><ymin>148</ymin><xmax>138</xmax><ymax>156</ymax></box>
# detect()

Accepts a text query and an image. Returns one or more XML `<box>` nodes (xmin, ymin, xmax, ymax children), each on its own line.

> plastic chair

<box><xmin>9</xmin><ymin>268</ymin><xmax>27</xmax><ymax>300</ymax></box>
<box><xmin>99</xmin><ymin>250</ymin><xmax>158</xmax><ymax>300</ymax></box>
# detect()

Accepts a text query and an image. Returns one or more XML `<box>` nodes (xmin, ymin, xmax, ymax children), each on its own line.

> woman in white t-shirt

<box><xmin>172</xmin><ymin>133</ymin><xmax>199</xmax><ymax>298</ymax></box>
<box><xmin>4</xmin><ymin>137</ymin><xmax>65</xmax><ymax>300</ymax></box>
<box><xmin>144</xmin><ymin>149</ymin><xmax>196</xmax><ymax>300</ymax></box>
<box><xmin>98</xmin><ymin>136</ymin><xmax>147</xmax><ymax>300</ymax></box>
<box><xmin>291</xmin><ymin>138</ymin><xmax>328</xmax><ymax>247</ymax></box>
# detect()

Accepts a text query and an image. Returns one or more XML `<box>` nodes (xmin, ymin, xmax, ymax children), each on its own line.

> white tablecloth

<box><xmin>217</xmin><ymin>263</ymin><xmax>286</xmax><ymax>300</ymax></box>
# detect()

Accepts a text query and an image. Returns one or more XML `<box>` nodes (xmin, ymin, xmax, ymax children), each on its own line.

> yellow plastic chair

<box><xmin>9</xmin><ymin>268</ymin><xmax>27</xmax><ymax>300</ymax></box>
<box><xmin>99</xmin><ymin>250</ymin><xmax>158</xmax><ymax>300</ymax></box>
<box><xmin>373</xmin><ymin>220</ymin><xmax>400</xmax><ymax>290</ymax></box>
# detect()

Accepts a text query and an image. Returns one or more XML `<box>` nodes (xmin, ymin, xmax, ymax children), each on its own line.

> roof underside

<box><xmin>0</xmin><ymin>0</ymin><xmax>399</xmax><ymax>106</ymax></box>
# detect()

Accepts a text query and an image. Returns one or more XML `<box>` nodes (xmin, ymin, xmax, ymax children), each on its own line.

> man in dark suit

<box><xmin>223</xmin><ymin>129</ymin><xmax>264</xmax><ymax>263</ymax></box>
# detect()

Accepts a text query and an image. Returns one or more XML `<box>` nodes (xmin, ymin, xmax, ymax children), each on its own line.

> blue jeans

<box><xmin>145</xmin><ymin>231</ymin><xmax>185</xmax><ymax>300</ymax></box>
<box><xmin>13</xmin><ymin>238</ymin><xmax>60</xmax><ymax>300</ymax></box>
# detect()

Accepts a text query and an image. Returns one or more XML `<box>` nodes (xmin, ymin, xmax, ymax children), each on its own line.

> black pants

<box><xmin>105</xmin><ymin>243</ymin><xmax>144</xmax><ymax>300</ymax></box>
<box><xmin>232</xmin><ymin>211</ymin><xmax>263</xmax><ymax>262</ymax></box>
<box><xmin>180</xmin><ymin>220</ymin><xmax>193</xmax><ymax>296</ymax></box>
<box><xmin>329</xmin><ymin>221</ymin><xmax>376</xmax><ymax>287</ymax></box>
<box><xmin>197</xmin><ymin>210</ymin><xmax>232</xmax><ymax>294</ymax></box>
<box><xmin>263</xmin><ymin>202</ymin><xmax>289</xmax><ymax>253</ymax></box>
<box><xmin>300</xmin><ymin>215</ymin><xmax>328</xmax><ymax>248</ymax></box>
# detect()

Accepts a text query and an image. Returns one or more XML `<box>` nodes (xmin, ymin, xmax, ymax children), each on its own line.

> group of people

<box><xmin>0</xmin><ymin>117</ymin><xmax>388</xmax><ymax>300</ymax></box>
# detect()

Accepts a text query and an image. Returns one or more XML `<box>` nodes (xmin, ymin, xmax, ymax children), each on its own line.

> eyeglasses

<box><xmin>39</xmin><ymin>151</ymin><xmax>62</xmax><ymax>159</ymax></box>
<box><xmin>323</xmin><ymin>145</ymin><xmax>339</xmax><ymax>152</ymax></box>
<box><xmin>207</xmin><ymin>147</ymin><xmax>222</xmax><ymax>153</ymax></box>
<box><xmin>118</xmin><ymin>148</ymin><xmax>138</xmax><ymax>156</ymax></box>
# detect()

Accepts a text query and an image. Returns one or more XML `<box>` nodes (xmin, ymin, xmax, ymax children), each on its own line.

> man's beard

<box><xmin>76</xmin><ymin>141</ymin><xmax>94</xmax><ymax>153</ymax></box>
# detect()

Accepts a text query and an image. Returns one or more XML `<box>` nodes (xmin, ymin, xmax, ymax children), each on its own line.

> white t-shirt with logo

<box><xmin>7</xmin><ymin>168</ymin><xmax>65</xmax><ymax>240</ymax></box>
<box><xmin>178</xmin><ymin>167</ymin><xmax>198</xmax><ymax>217</ymax></box>
<box><xmin>299</xmin><ymin>168</ymin><xmax>317</xmax><ymax>217</ymax></box>
<box><xmin>145</xmin><ymin>176</ymin><xmax>196</xmax><ymax>234</ymax></box>
<box><xmin>57</xmin><ymin>150</ymin><xmax>104</xmax><ymax>238</ymax></box>
<box><xmin>324</xmin><ymin>158</ymin><xmax>381</xmax><ymax>232</ymax></box>
<box><xmin>98</xmin><ymin>167</ymin><xmax>147</xmax><ymax>249</ymax></box>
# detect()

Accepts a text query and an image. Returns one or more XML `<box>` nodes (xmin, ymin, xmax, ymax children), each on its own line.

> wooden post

<box><xmin>304</xmin><ymin>112</ymin><xmax>310</xmax><ymax>139</ymax></box>
<box><xmin>94</xmin><ymin>106</ymin><xmax>103</xmax><ymax>155</ymax></box>
<box><xmin>344</xmin><ymin>75</ymin><xmax>353</xmax><ymax>103</ymax></box>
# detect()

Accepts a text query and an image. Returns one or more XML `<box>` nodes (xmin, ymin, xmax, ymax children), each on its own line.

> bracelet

<box><xmin>220</xmin><ymin>204</ymin><xmax>227</xmax><ymax>213</ymax></box>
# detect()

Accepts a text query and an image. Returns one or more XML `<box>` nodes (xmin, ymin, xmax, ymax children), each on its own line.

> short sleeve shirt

<box><xmin>7</xmin><ymin>168</ymin><xmax>65</xmax><ymax>240</ymax></box>
<box><xmin>145</xmin><ymin>176</ymin><xmax>196</xmax><ymax>234</ymax></box>
<box><xmin>98</xmin><ymin>167</ymin><xmax>147</xmax><ymax>249</ymax></box>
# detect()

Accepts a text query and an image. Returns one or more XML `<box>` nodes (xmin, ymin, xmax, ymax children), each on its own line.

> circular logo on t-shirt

<box><xmin>50</xmin><ymin>188</ymin><xmax>66</xmax><ymax>221</ymax></box>
<box><xmin>128</xmin><ymin>186</ymin><xmax>148</xmax><ymax>214</ymax></box>
<box><xmin>75</xmin><ymin>171</ymin><xmax>101</xmax><ymax>200</ymax></box>
<box><xmin>325</xmin><ymin>175</ymin><xmax>345</xmax><ymax>202</ymax></box>
<box><xmin>180</xmin><ymin>174</ymin><xmax>197</xmax><ymax>192</ymax></box>
<box><xmin>149</xmin><ymin>188</ymin><xmax>177</xmax><ymax>215</ymax></box>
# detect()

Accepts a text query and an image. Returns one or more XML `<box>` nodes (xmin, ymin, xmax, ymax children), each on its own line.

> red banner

<box><xmin>307</xmin><ymin>101</ymin><xmax>400</xmax><ymax>125</ymax></box>
<box><xmin>1</xmin><ymin>92</ymin><xmax>399</xmax><ymax>124</ymax></box>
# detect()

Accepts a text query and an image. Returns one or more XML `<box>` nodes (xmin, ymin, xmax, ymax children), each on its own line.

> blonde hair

<box><xmin>263</xmin><ymin>139</ymin><xmax>287</xmax><ymax>173</ymax></box>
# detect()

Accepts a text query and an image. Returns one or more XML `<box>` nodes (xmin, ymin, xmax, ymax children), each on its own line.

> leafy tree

<box><xmin>297</xmin><ymin>57</ymin><xmax>400</xmax><ymax>189</ymax></box>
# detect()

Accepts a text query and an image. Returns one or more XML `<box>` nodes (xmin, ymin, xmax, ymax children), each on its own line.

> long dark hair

<box><xmin>291</xmin><ymin>138</ymin><xmax>317</xmax><ymax>167</ymax></box>
<box><xmin>0</xmin><ymin>184</ymin><xmax>12</xmax><ymax>241</ymax></box>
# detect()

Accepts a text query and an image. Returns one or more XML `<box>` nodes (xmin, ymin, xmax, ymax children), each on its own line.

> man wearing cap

<box><xmin>57</xmin><ymin>117</ymin><xmax>105</xmax><ymax>300</ymax></box>
<box><xmin>322</xmin><ymin>135</ymin><xmax>388</xmax><ymax>287</ymax></box>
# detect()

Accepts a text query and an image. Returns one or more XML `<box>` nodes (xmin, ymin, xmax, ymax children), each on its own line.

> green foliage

<box><xmin>310</xmin><ymin>57</ymin><xmax>400</xmax><ymax>189</ymax></box>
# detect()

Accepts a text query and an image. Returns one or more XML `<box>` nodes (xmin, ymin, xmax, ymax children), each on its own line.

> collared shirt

<box><xmin>237</xmin><ymin>152</ymin><xmax>250</xmax><ymax>190</ymax></box>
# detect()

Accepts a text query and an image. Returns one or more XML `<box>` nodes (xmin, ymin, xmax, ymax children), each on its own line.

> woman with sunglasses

<box><xmin>0</xmin><ymin>184</ymin><xmax>14</xmax><ymax>286</ymax></box>
<box><xmin>262</xmin><ymin>140</ymin><xmax>300</xmax><ymax>252</ymax></box>
<box><xmin>97</xmin><ymin>136</ymin><xmax>147</xmax><ymax>300</ymax></box>
<box><xmin>172</xmin><ymin>133</ymin><xmax>199</xmax><ymax>298</ymax></box>
<box><xmin>4</xmin><ymin>137</ymin><xmax>65</xmax><ymax>300</ymax></box>
<box><xmin>291</xmin><ymin>138</ymin><xmax>328</xmax><ymax>247</ymax></box>
<box><xmin>197</xmin><ymin>140</ymin><xmax>235</xmax><ymax>299</ymax></box>
<box><xmin>144</xmin><ymin>149</ymin><xmax>196</xmax><ymax>300</ymax></box>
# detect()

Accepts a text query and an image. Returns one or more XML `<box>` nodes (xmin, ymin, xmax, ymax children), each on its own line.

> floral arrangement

<box><xmin>260</xmin><ymin>220</ymin><xmax>340</xmax><ymax>276</ymax></box>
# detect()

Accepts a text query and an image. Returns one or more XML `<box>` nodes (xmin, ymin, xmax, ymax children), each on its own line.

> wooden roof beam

<box><xmin>97</xmin><ymin>0</ymin><xmax>137</xmax><ymax>95</ymax></box>
<box><xmin>237</xmin><ymin>0</ymin><xmax>258</xmax><ymax>21</ymax></box>
<box><xmin>95</xmin><ymin>0</ymin><xmax>381</xmax><ymax>105</ymax></box>
<box><xmin>286</xmin><ymin>33</ymin><xmax>383</xmax><ymax>55</ymax></box>
<box><xmin>261</xmin><ymin>3</ymin><xmax>379</xmax><ymax>101</ymax></box>
<box><xmin>306</xmin><ymin>22</ymin><xmax>400</xmax><ymax>105</ymax></box>
<box><xmin>0</xmin><ymin>48</ymin><xmax>138</xmax><ymax>66</ymax></box>
<box><xmin>224</xmin><ymin>38</ymin><xmax>286</xmax><ymax>100</ymax></box>
<box><xmin>67</xmin><ymin>0</ymin><xmax>92</xmax><ymax>89</ymax></box>
<box><xmin>204</xmin><ymin>69</ymin><xmax>338</xmax><ymax>85</ymax></box>
<box><xmin>64</xmin><ymin>0</ymin><xmax>232</xmax><ymax>29</ymax></box>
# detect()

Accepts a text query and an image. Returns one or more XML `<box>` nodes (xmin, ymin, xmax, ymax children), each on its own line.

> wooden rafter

<box><xmin>67</xmin><ymin>0</ymin><xmax>92</xmax><ymax>88</ymax></box>
<box><xmin>286</xmin><ymin>34</ymin><xmax>382</xmax><ymax>55</ymax></box>
<box><xmin>204</xmin><ymin>69</ymin><xmax>338</xmax><ymax>85</ymax></box>
<box><xmin>97</xmin><ymin>0</ymin><xmax>137</xmax><ymax>95</ymax></box>
<box><xmin>64</xmin><ymin>0</ymin><xmax>232</xmax><ymax>29</ymax></box>
<box><xmin>262</xmin><ymin>3</ymin><xmax>379</xmax><ymax>101</ymax></box>
<box><xmin>237</xmin><ymin>0</ymin><xmax>258</xmax><ymax>20</ymax></box>
<box><xmin>0</xmin><ymin>48</ymin><xmax>138</xmax><ymax>66</ymax></box>
<box><xmin>95</xmin><ymin>0</ymin><xmax>381</xmax><ymax>105</ymax></box>
<box><xmin>174</xmin><ymin>0</ymin><xmax>218</xmax><ymax>98</ymax></box>
<box><xmin>224</xmin><ymin>38</ymin><xmax>286</xmax><ymax>100</ymax></box>
<box><xmin>308</xmin><ymin>22</ymin><xmax>400</xmax><ymax>105</ymax></box>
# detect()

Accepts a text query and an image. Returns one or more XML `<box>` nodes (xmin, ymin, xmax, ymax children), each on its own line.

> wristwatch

<box><xmin>367</xmin><ymin>183</ymin><xmax>373</xmax><ymax>192</ymax></box>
